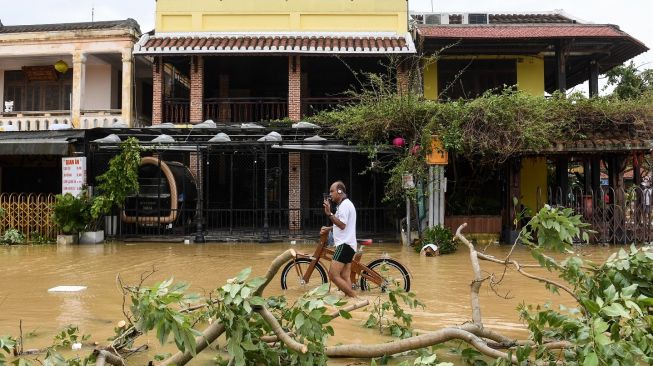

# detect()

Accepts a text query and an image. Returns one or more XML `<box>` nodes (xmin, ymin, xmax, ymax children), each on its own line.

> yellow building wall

<box><xmin>516</xmin><ymin>56</ymin><xmax>545</xmax><ymax>96</ymax></box>
<box><xmin>421</xmin><ymin>55</ymin><xmax>545</xmax><ymax>99</ymax></box>
<box><xmin>156</xmin><ymin>0</ymin><xmax>408</xmax><ymax>34</ymax></box>
<box><xmin>520</xmin><ymin>157</ymin><xmax>548</xmax><ymax>213</ymax></box>
<box><xmin>423</xmin><ymin>59</ymin><xmax>438</xmax><ymax>100</ymax></box>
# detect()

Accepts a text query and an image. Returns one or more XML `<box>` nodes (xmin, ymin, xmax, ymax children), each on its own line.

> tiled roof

<box><xmin>416</xmin><ymin>24</ymin><xmax>630</xmax><ymax>39</ymax></box>
<box><xmin>489</xmin><ymin>13</ymin><xmax>574</xmax><ymax>24</ymax></box>
<box><xmin>531</xmin><ymin>131</ymin><xmax>653</xmax><ymax>154</ymax></box>
<box><xmin>0</xmin><ymin>19</ymin><xmax>140</xmax><ymax>34</ymax></box>
<box><xmin>134</xmin><ymin>32</ymin><xmax>416</xmax><ymax>55</ymax></box>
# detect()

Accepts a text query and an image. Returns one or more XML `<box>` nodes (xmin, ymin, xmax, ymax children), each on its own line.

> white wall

<box><xmin>83</xmin><ymin>64</ymin><xmax>112</xmax><ymax>110</ymax></box>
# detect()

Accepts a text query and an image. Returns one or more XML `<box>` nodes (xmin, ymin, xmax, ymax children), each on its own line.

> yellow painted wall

<box><xmin>520</xmin><ymin>157</ymin><xmax>548</xmax><ymax>213</ymax></box>
<box><xmin>423</xmin><ymin>59</ymin><xmax>438</xmax><ymax>100</ymax></box>
<box><xmin>156</xmin><ymin>0</ymin><xmax>408</xmax><ymax>34</ymax></box>
<box><xmin>421</xmin><ymin>55</ymin><xmax>545</xmax><ymax>99</ymax></box>
<box><xmin>516</xmin><ymin>56</ymin><xmax>545</xmax><ymax>96</ymax></box>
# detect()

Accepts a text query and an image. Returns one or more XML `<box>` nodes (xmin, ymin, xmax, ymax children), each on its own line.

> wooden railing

<box><xmin>0</xmin><ymin>193</ymin><xmax>57</xmax><ymax>241</ymax></box>
<box><xmin>163</xmin><ymin>98</ymin><xmax>190</xmax><ymax>124</ymax></box>
<box><xmin>204</xmin><ymin>97</ymin><xmax>288</xmax><ymax>123</ymax></box>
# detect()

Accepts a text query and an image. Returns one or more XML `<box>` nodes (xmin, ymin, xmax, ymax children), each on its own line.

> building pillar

<box><xmin>190</xmin><ymin>56</ymin><xmax>204</xmax><ymax>124</ymax></box>
<box><xmin>71</xmin><ymin>51</ymin><xmax>87</xmax><ymax>128</ymax></box>
<box><xmin>121</xmin><ymin>48</ymin><xmax>134</xmax><ymax>126</ymax></box>
<box><xmin>589</xmin><ymin>59</ymin><xmax>599</xmax><ymax>97</ymax></box>
<box><xmin>289</xmin><ymin>152</ymin><xmax>302</xmax><ymax>232</ymax></box>
<box><xmin>397</xmin><ymin>62</ymin><xmax>409</xmax><ymax>95</ymax></box>
<box><xmin>288</xmin><ymin>55</ymin><xmax>301</xmax><ymax>122</ymax></box>
<box><xmin>152</xmin><ymin>56</ymin><xmax>164</xmax><ymax>125</ymax></box>
<box><xmin>190</xmin><ymin>152</ymin><xmax>202</xmax><ymax>183</ymax></box>
<box><xmin>555</xmin><ymin>157</ymin><xmax>569</xmax><ymax>205</ymax></box>
<box><xmin>555</xmin><ymin>41</ymin><xmax>568</xmax><ymax>93</ymax></box>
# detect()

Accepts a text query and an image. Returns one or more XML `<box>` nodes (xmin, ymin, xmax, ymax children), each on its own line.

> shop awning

<box><xmin>0</xmin><ymin>138</ymin><xmax>70</xmax><ymax>155</ymax></box>
<box><xmin>134</xmin><ymin>32</ymin><xmax>416</xmax><ymax>55</ymax></box>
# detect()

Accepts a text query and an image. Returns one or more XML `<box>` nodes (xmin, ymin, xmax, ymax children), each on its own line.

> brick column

<box><xmin>397</xmin><ymin>62</ymin><xmax>409</xmax><ymax>95</ymax></box>
<box><xmin>190</xmin><ymin>56</ymin><xmax>204</xmax><ymax>124</ymax></box>
<box><xmin>288</xmin><ymin>55</ymin><xmax>302</xmax><ymax>122</ymax></box>
<box><xmin>152</xmin><ymin>56</ymin><xmax>163</xmax><ymax>125</ymax></box>
<box><xmin>289</xmin><ymin>152</ymin><xmax>302</xmax><ymax>232</ymax></box>
<box><xmin>189</xmin><ymin>152</ymin><xmax>202</xmax><ymax>183</ymax></box>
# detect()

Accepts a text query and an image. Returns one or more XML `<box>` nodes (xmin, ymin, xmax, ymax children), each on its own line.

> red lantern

<box><xmin>392</xmin><ymin>136</ymin><xmax>405</xmax><ymax>148</ymax></box>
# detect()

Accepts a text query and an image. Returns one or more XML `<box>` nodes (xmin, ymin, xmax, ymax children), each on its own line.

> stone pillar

<box><xmin>121</xmin><ymin>48</ymin><xmax>134</xmax><ymax>126</ymax></box>
<box><xmin>71</xmin><ymin>51</ymin><xmax>86</xmax><ymax>128</ymax></box>
<box><xmin>288</xmin><ymin>55</ymin><xmax>301</xmax><ymax>122</ymax></box>
<box><xmin>289</xmin><ymin>152</ymin><xmax>301</xmax><ymax>232</ymax></box>
<box><xmin>190</xmin><ymin>56</ymin><xmax>204</xmax><ymax>124</ymax></box>
<box><xmin>152</xmin><ymin>56</ymin><xmax>164</xmax><ymax>125</ymax></box>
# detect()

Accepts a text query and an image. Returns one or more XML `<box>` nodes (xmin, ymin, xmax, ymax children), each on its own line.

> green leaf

<box><xmin>602</xmin><ymin>303</ymin><xmax>629</xmax><ymax>318</ymax></box>
<box><xmin>338</xmin><ymin>310</ymin><xmax>352</xmax><ymax>319</ymax></box>
<box><xmin>583</xmin><ymin>352</ymin><xmax>598</xmax><ymax>366</ymax></box>
<box><xmin>235</xmin><ymin>267</ymin><xmax>252</xmax><ymax>283</ymax></box>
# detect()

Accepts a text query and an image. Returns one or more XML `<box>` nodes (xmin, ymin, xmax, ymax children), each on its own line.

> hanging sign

<box><xmin>62</xmin><ymin>157</ymin><xmax>86</xmax><ymax>197</ymax></box>
<box><xmin>402</xmin><ymin>173</ymin><xmax>415</xmax><ymax>189</ymax></box>
<box><xmin>426</xmin><ymin>135</ymin><xmax>448</xmax><ymax>165</ymax></box>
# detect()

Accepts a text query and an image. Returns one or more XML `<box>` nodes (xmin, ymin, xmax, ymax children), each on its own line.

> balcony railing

<box><xmin>0</xmin><ymin>109</ymin><xmax>123</xmax><ymax>130</ymax></box>
<box><xmin>204</xmin><ymin>97</ymin><xmax>288</xmax><ymax>123</ymax></box>
<box><xmin>163</xmin><ymin>98</ymin><xmax>190</xmax><ymax>124</ymax></box>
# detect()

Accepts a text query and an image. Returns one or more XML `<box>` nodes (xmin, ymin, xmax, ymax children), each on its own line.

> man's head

<box><xmin>329</xmin><ymin>181</ymin><xmax>347</xmax><ymax>204</ymax></box>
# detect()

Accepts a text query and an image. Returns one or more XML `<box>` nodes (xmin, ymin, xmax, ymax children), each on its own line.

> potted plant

<box><xmin>416</xmin><ymin>225</ymin><xmax>457</xmax><ymax>255</ymax></box>
<box><xmin>52</xmin><ymin>192</ymin><xmax>92</xmax><ymax>245</ymax></box>
<box><xmin>82</xmin><ymin>137</ymin><xmax>140</xmax><ymax>243</ymax></box>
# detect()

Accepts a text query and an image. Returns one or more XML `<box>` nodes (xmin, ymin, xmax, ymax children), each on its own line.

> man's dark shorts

<box><xmin>333</xmin><ymin>244</ymin><xmax>356</xmax><ymax>264</ymax></box>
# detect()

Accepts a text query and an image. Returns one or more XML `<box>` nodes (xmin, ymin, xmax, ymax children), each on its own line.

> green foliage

<box><xmin>0</xmin><ymin>326</ymin><xmax>94</xmax><ymax>366</ymax></box>
<box><xmin>513</xmin><ymin>206</ymin><xmax>653</xmax><ymax>365</ymax></box>
<box><xmin>51</xmin><ymin>193</ymin><xmax>92</xmax><ymax>234</ymax></box>
<box><xmin>364</xmin><ymin>285</ymin><xmax>424</xmax><ymax>339</ymax></box>
<box><xmin>128</xmin><ymin>277</ymin><xmax>201</xmax><ymax>354</ymax></box>
<box><xmin>417</xmin><ymin>225</ymin><xmax>456</xmax><ymax>255</ymax></box>
<box><xmin>91</xmin><ymin>137</ymin><xmax>141</xmax><ymax>219</ymax></box>
<box><xmin>604</xmin><ymin>61</ymin><xmax>653</xmax><ymax>99</ymax></box>
<box><xmin>29</xmin><ymin>231</ymin><xmax>54</xmax><ymax>245</ymax></box>
<box><xmin>1</xmin><ymin>229</ymin><xmax>24</xmax><ymax>245</ymax></box>
<box><xmin>316</xmin><ymin>80</ymin><xmax>653</xmax><ymax>203</ymax></box>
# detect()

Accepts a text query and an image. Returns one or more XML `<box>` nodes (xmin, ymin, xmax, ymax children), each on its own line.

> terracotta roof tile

<box><xmin>416</xmin><ymin>24</ymin><xmax>629</xmax><ymax>39</ymax></box>
<box><xmin>0</xmin><ymin>19</ymin><xmax>140</xmax><ymax>34</ymax></box>
<box><xmin>137</xmin><ymin>33</ymin><xmax>415</xmax><ymax>55</ymax></box>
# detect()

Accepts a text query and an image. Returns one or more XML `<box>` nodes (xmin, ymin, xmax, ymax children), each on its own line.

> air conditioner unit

<box><xmin>424</xmin><ymin>14</ymin><xmax>441</xmax><ymax>25</ymax></box>
<box><xmin>467</xmin><ymin>13</ymin><xmax>489</xmax><ymax>24</ymax></box>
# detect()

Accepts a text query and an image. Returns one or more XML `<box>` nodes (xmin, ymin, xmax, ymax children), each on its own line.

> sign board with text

<box><xmin>62</xmin><ymin>157</ymin><xmax>86</xmax><ymax>197</ymax></box>
<box><xmin>426</xmin><ymin>136</ymin><xmax>449</xmax><ymax>165</ymax></box>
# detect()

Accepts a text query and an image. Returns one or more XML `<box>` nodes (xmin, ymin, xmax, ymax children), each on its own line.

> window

<box><xmin>438</xmin><ymin>59</ymin><xmax>517</xmax><ymax>100</ymax></box>
<box><xmin>3</xmin><ymin>69</ymin><xmax>72</xmax><ymax>111</ymax></box>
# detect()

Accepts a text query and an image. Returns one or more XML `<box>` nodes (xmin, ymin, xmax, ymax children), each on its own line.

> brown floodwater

<box><xmin>0</xmin><ymin>241</ymin><xmax>615</xmax><ymax>364</ymax></box>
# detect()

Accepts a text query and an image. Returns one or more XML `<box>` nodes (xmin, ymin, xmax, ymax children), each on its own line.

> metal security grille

<box><xmin>0</xmin><ymin>193</ymin><xmax>57</xmax><ymax>240</ymax></box>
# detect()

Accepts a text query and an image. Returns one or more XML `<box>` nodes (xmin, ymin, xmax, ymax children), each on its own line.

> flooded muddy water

<box><xmin>0</xmin><ymin>241</ymin><xmax>615</xmax><ymax>364</ymax></box>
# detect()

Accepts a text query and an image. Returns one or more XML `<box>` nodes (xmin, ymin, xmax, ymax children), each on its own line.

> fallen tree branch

<box><xmin>93</xmin><ymin>349</ymin><xmax>125</xmax><ymax>366</ymax></box>
<box><xmin>455</xmin><ymin>223</ymin><xmax>484</xmax><ymax>327</ymax></box>
<box><xmin>328</xmin><ymin>299</ymin><xmax>369</xmax><ymax>318</ymax></box>
<box><xmin>253</xmin><ymin>249</ymin><xmax>297</xmax><ymax>297</ymax></box>
<box><xmin>476</xmin><ymin>252</ymin><xmax>581</xmax><ymax>303</ymax></box>
<box><xmin>156</xmin><ymin>322</ymin><xmax>226</xmax><ymax>366</ymax></box>
<box><xmin>257</xmin><ymin>307</ymin><xmax>308</xmax><ymax>354</ymax></box>
<box><xmin>325</xmin><ymin>327</ymin><xmax>517</xmax><ymax>362</ymax></box>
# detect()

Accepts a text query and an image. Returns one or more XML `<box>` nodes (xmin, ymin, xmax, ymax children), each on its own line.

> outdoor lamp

<box><xmin>54</xmin><ymin>60</ymin><xmax>69</xmax><ymax>74</ymax></box>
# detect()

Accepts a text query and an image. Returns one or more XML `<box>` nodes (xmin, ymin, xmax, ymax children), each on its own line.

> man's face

<box><xmin>329</xmin><ymin>184</ymin><xmax>339</xmax><ymax>202</ymax></box>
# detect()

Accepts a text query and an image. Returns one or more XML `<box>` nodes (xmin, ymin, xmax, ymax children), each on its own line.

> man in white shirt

<box><xmin>321</xmin><ymin>180</ymin><xmax>357</xmax><ymax>297</ymax></box>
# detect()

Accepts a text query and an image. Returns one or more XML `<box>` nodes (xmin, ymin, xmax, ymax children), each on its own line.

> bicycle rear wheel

<box><xmin>359</xmin><ymin>258</ymin><xmax>411</xmax><ymax>293</ymax></box>
<box><xmin>280</xmin><ymin>258</ymin><xmax>328</xmax><ymax>292</ymax></box>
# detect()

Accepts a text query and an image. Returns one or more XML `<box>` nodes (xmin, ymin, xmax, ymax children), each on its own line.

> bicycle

<box><xmin>280</xmin><ymin>233</ymin><xmax>411</xmax><ymax>294</ymax></box>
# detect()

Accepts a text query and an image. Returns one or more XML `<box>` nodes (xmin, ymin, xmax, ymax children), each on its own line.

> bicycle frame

<box><xmin>293</xmin><ymin>239</ymin><xmax>388</xmax><ymax>288</ymax></box>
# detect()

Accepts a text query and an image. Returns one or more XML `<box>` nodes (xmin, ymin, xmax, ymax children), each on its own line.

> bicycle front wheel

<box><xmin>359</xmin><ymin>258</ymin><xmax>411</xmax><ymax>293</ymax></box>
<box><xmin>280</xmin><ymin>258</ymin><xmax>328</xmax><ymax>292</ymax></box>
